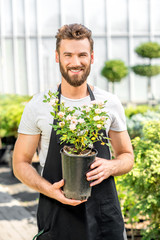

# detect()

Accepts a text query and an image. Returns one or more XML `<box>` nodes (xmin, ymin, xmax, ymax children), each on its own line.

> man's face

<box><xmin>56</xmin><ymin>39</ymin><xmax>94</xmax><ymax>87</ymax></box>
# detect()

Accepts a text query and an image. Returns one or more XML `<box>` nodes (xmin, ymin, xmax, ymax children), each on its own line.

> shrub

<box><xmin>117</xmin><ymin>120</ymin><xmax>160</xmax><ymax>239</ymax></box>
<box><xmin>0</xmin><ymin>94</ymin><xmax>31</xmax><ymax>138</ymax></box>
<box><xmin>135</xmin><ymin>42</ymin><xmax>160</xmax><ymax>59</ymax></box>
<box><xmin>126</xmin><ymin>110</ymin><xmax>160</xmax><ymax>139</ymax></box>
<box><xmin>101</xmin><ymin>60</ymin><xmax>128</xmax><ymax>83</ymax></box>
<box><xmin>125</xmin><ymin>105</ymin><xmax>160</xmax><ymax>118</ymax></box>
<box><xmin>132</xmin><ymin>65</ymin><xmax>160</xmax><ymax>77</ymax></box>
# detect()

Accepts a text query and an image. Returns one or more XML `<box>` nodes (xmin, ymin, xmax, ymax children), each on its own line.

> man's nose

<box><xmin>71</xmin><ymin>56</ymin><xmax>81</xmax><ymax>66</ymax></box>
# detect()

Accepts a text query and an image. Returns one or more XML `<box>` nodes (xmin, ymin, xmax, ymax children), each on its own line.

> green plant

<box><xmin>117</xmin><ymin>120</ymin><xmax>160</xmax><ymax>239</ymax></box>
<box><xmin>125</xmin><ymin>104</ymin><xmax>160</xmax><ymax>118</ymax></box>
<box><xmin>0</xmin><ymin>94</ymin><xmax>31</xmax><ymax>138</ymax></box>
<box><xmin>132</xmin><ymin>65</ymin><xmax>160</xmax><ymax>77</ymax></box>
<box><xmin>126</xmin><ymin>110</ymin><xmax>160</xmax><ymax>139</ymax></box>
<box><xmin>132</xmin><ymin>41</ymin><xmax>160</xmax><ymax>102</ymax></box>
<box><xmin>101</xmin><ymin>59</ymin><xmax>128</xmax><ymax>93</ymax></box>
<box><xmin>135</xmin><ymin>42</ymin><xmax>160</xmax><ymax>59</ymax></box>
<box><xmin>43</xmin><ymin>91</ymin><xmax>109</xmax><ymax>154</ymax></box>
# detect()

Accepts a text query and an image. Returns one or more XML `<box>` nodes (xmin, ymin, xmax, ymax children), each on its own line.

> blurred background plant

<box><xmin>116</xmin><ymin>104</ymin><xmax>160</xmax><ymax>239</ymax></box>
<box><xmin>132</xmin><ymin>42</ymin><xmax>160</xmax><ymax>104</ymax></box>
<box><xmin>101</xmin><ymin>59</ymin><xmax>128</xmax><ymax>93</ymax></box>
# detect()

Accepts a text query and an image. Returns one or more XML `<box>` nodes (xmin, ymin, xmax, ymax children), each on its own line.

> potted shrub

<box><xmin>132</xmin><ymin>42</ymin><xmax>160</xmax><ymax>103</ymax></box>
<box><xmin>44</xmin><ymin>91</ymin><xmax>109</xmax><ymax>200</ymax></box>
<box><xmin>101</xmin><ymin>59</ymin><xmax>128</xmax><ymax>93</ymax></box>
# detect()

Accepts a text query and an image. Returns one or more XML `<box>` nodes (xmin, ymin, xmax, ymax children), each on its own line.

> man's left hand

<box><xmin>86</xmin><ymin>157</ymin><xmax>113</xmax><ymax>187</ymax></box>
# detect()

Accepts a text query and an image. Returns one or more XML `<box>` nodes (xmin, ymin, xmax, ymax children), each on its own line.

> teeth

<box><xmin>70</xmin><ymin>69</ymin><xmax>81</xmax><ymax>72</ymax></box>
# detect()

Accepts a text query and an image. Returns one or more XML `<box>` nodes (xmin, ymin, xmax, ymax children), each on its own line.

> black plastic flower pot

<box><xmin>60</xmin><ymin>148</ymin><xmax>98</xmax><ymax>200</ymax></box>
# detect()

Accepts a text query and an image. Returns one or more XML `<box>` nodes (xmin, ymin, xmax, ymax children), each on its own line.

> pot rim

<box><xmin>60</xmin><ymin>147</ymin><xmax>98</xmax><ymax>158</ymax></box>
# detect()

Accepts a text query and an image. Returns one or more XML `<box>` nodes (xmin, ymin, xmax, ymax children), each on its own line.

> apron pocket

<box><xmin>99</xmin><ymin>199</ymin><xmax>124</xmax><ymax>238</ymax></box>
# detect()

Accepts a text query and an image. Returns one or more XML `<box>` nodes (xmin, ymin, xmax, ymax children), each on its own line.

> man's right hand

<box><xmin>49</xmin><ymin>179</ymin><xmax>87</xmax><ymax>206</ymax></box>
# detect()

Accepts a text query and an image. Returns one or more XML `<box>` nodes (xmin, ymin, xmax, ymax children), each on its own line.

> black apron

<box><xmin>35</xmin><ymin>84</ymin><xmax>126</xmax><ymax>240</ymax></box>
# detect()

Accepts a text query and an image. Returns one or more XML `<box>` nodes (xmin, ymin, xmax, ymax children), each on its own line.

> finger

<box><xmin>90</xmin><ymin>159</ymin><xmax>102</xmax><ymax>169</ymax></box>
<box><xmin>86</xmin><ymin>166</ymin><xmax>103</xmax><ymax>178</ymax></box>
<box><xmin>87</xmin><ymin>171</ymin><xmax>104</xmax><ymax>181</ymax></box>
<box><xmin>53</xmin><ymin>179</ymin><xmax>64</xmax><ymax>189</ymax></box>
<box><xmin>61</xmin><ymin>196</ymin><xmax>87</xmax><ymax>206</ymax></box>
<box><xmin>90</xmin><ymin>177</ymin><xmax>104</xmax><ymax>187</ymax></box>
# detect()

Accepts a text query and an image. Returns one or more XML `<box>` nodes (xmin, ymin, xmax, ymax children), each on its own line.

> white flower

<box><xmin>91</xmin><ymin>100</ymin><xmax>97</xmax><ymax>105</ymax></box>
<box><xmin>68</xmin><ymin>107</ymin><xmax>73</xmax><ymax>112</ymax></box>
<box><xmin>69</xmin><ymin>124</ymin><xmax>76</xmax><ymax>131</ymax></box>
<box><xmin>85</xmin><ymin>107</ymin><xmax>90</xmax><ymax>112</ymax></box>
<box><xmin>93</xmin><ymin>116</ymin><xmax>101</xmax><ymax>121</ymax></box>
<box><xmin>66</xmin><ymin>114</ymin><xmax>72</xmax><ymax>121</ymax></box>
<box><xmin>97</xmin><ymin>101</ymin><xmax>104</xmax><ymax>106</ymax></box>
<box><xmin>58</xmin><ymin>112</ymin><xmax>65</xmax><ymax>118</ymax></box>
<box><xmin>71</xmin><ymin>119</ymin><xmax>78</xmax><ymax>125</ymax></box>
<box><xmin>71</xmin><ymin>115</ymin><xmax>77</xmax><ymax>120</ymax></box>
<box><xmin>49</xmin><ymin>99</ymin><xmax>56</xmax><ymax>106</ymax></box>
<box><xmin>95</xmin><ymin>109</ymin><xmax>102</xmax><ymax>114</ymax></box>
<box><xmin>97</xmin><ymin>124</ymin><xmax>102</xmax><ymax>129</ymax></box>
<box><xmin>78</xmin><ymin>118</ymin><xmax>85</xmax><ymax>124</ymax></box>
<box><xmin>61</xmin><ymin>100</ymin><xmax>65</xmax><ymax>104</ymax></box>
<box><xmin>55</xmin><ymin>98</ymin><xmax>59</xmax><ymax>103</ymax></box>
<box><xmin>101</xmin><ymin>116</ymin><xmax>106</xmax><ymax>120</ymax></box>
<box><xmin>59</xmin><ymin>121</ymin><xmax>65</xmax><ymax>127</ymax></box>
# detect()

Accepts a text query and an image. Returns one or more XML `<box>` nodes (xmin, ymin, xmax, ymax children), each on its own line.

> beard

<box><xmin>59</xmin><ymin>60</ymin><xmax>91</xmax><ymax>87</ymax></box>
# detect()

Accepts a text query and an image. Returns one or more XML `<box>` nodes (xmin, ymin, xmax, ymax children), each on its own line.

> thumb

<box><xmin>54</xmin><ymin>179</ymin><xmax>64</xmax><ymax>189</ymax></box>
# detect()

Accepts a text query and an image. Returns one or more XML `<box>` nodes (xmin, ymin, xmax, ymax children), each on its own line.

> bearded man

<box><xmin>13</xmin><ymin>24</ymin><xmax>133</xmax><ymax>240</ymax></box>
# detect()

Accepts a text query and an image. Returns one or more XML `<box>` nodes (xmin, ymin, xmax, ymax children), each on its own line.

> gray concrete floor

<box><xmin>0</xmin><ymin>164</ymin><xmax>38</xmax><ymax>240</ymax></box>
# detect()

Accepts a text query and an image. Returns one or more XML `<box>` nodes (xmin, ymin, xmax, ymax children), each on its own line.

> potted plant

<box><xmin>101</xmin><ymin>59</ymin><xmax>128</xmax><ymax>93</ymax></box>
<box><xmin>44</xmin><ymin>90</ymin><xmax>109</xmax><ymax>200</ymax></box>
<box><xmin>132</xmin><ymin>42</ymin><xmax>160</xmax><ymax>103</ymax></box>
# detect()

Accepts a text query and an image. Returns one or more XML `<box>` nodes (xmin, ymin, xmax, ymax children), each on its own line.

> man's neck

<box><xmin>60</xmin><ymin>80</ymin><xmax>93</xmax><ymax>99</ymax></box>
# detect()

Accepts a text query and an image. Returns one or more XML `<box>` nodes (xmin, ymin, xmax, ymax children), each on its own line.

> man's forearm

<box><xmin>13</xmin><ymin>162</ymin><xmax>53</xmax><ymax>197</ymax></box>
<box><xmin>110</xmin><ymin>152</ymin><xmax>134</xmax><ymax>176</ymax></box>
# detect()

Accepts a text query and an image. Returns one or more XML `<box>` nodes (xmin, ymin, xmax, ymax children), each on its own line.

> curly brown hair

<box><xmin>55</xmin><ymin>24</ymin><xmax>94</xmax><ymax>53</ymax></box>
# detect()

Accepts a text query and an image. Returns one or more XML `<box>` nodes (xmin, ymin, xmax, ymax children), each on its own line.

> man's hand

<box><xmin>86</xmin><ymin>131</ymin><xmax>134</xmax><ymax>187</ymax></box>
<box><xmin>49</xmin><ymin>179</ymin><xmax>87</xmax><ymax>206</ymax></box>
<box><xmin>86</xmin><ymin>157</ymin><xmax>112</xmax><ymax>187</ymax></box>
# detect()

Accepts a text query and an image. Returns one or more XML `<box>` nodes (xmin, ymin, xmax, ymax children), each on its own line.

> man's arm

<box><xmin>86</xmin><ymin>130</ymin><xmax>134</xmax><ymax>186</ymax></box>
<box><xmin>13</xmin><ymin>134</ymin><xmax>86</xmax><ymax>205</ymax></box>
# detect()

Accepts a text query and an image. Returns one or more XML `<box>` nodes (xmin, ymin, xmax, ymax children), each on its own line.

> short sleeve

<box><xmin>18</xmin><ymin>99</ymin><xmax>41</xmax><ymax>135</ymax></box>
<box><xmin>109</xmin><ymin>96</ymin><xmax>127</xmax><ymax>132</ymax></box>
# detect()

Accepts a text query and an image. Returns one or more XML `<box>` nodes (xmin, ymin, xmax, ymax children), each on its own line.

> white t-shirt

<box><xmin>18</xmin><ymin>86</ymin><xmax>127</xmax><ymax>167</ymax></box>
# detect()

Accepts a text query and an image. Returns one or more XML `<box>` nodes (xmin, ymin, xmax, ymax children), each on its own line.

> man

<box><xmin>13</xmin><ymin>24</ymin><xmax>134</xmax><ymax>240</ymax></box>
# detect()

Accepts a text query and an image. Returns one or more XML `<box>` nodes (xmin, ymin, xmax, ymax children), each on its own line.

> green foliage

<box><xmin>135</xmin><ymin>42</ymin><xmax>160</xmax><ymax>59</ymax></box>
<box><xmin>125</xmin><ymin>104</ymin><xmax>160</xmax><ymax>118</ymax></box>
<box><xmin>101</xmin><ymin>60</ymin><xmax>128</xmax><ymax>83</ymax></box>
<box><xmin>117</xmin><ymin>120</ymin><xmax>160</xmax><ymax>239</ymax></box>
<box><xmin>0</xmin><ymin>94</ymin><xmax>31</xmax><ymax>138</ymax></box>
<box><xmin>44</xmin><ymin>91</ymin><xmax>109</xmax><ymax>154</ymax></box>
<box><xmin>132</xmin><ymin>65</ymin><xmax>160</xmax><ymax>77</ymax></box>
<box><xmin>126</xmin><ymin>110</ymin><xmax>160</xmax><ymax>139</ymax></box>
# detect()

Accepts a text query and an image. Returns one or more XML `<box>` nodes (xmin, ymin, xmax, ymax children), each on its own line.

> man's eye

<box><xmin>80</xmin><ymin>54</ymin><xmax>87</xmax><ymax>57</ymax></box>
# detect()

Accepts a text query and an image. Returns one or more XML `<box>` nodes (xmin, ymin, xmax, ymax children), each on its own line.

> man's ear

<box><xmin>55</xmin><ymin>51</ymin><xmax>59</xmax><ymax>63</ymax></box>
<box><xmin>91</xmin><ymin>51</ymin><xmax>94</xmax><ymax>64</ymax></box>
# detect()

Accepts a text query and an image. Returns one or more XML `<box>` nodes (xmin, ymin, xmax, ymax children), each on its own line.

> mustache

<box><xmin>67</xmin><ymin>66</ymin><xmax>85</xmax><ymax>70</ymax></box>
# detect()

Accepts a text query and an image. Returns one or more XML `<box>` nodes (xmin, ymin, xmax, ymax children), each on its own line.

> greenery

<box><xmin>126</xmin><ymin>110</ymin><xmax>160</xmax><ymax>139</ymax></box>
<box><xmin>132</xmin><ymin>65</ymin><xmax>160</xmax><ymax>77</ymax></box>
<box><xmin>44</xmin><ymin>91</ymin><xmax>109</xmax><ymax>154</ymax></box>
<box><xmin>117</xmin><ymin>120</ymin><xmax>160</xmax><ymax>239</ymax></box>
<box><xmin>132</xmin><ymin>41</ymin><xmax>160</xmax><ymax>102</ymax></box>
<box><xmin>101</xmin><ymin>60</ymin><xmax>128</xmax><ymax>83</ymax></box>
<box><xmin>101</xmin><ymin>59</ymin><xmax>128</xmax><ymax>93</ymax></box>
<box><xmin>125</xmin><ymin>104</ymin><xmax>160</xmax><ymax>119</ymax></box>
<box><xmin>135</xmin><ymin>42</ymin><xmax>160</xmax><ymax>59</ymax></box>
<box><xmin>0</xmin><ymin>94</ymin><xmax>31</xmax><ymax>138</ymax></box>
